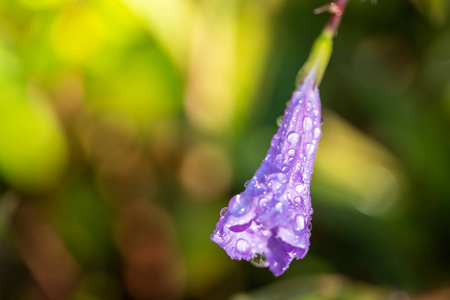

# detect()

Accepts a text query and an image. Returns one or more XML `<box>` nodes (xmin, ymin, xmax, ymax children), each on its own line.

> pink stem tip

<box><xmin>315</xmin><ymin>0</ymin><xmax>350</xmax><ymax>36</ymax></box>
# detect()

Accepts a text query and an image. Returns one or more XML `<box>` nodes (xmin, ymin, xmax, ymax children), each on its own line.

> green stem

<box><xmin>296</xmin><ymin>0</ymin><xmax>350</xmax><ymax>87</ymax></box>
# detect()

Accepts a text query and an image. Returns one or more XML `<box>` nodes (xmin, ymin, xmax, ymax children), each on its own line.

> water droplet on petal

<box><xmin>275</xmin><ymin>173</ymin><xmax>287</xmax><ymax>183</ymax></box>
<box><xmin>268</xmin><ymin>179</ymin><xmax>283</xmax><ymax>194</ymax></box>
<box><xmin>250</xmin><ymin>253</ymin><xmax>267</xmax><ymax>267</ymax></box>
<box><xmin>229</xmin><ymin>195</ymin><xmax>250</xmax><ymax>216</ymax></box>
<box><xmin>295</xmin><ymin>184</ymin><xmax>306</xmax><ymax>194</ymax></box>
<box><xmin>303</xmin><ymin>117</ymin><xmax>313</xmax><ymax>131</ymax></box>
<box><xmin>220</xmin><ymin>207</ymin><xmax>228</xmax><ymax>217</ymax></box>
<box><xmin>281</xmin><ymin>166</ymin><xmax>290</xmax><ymax>173</ymax></box>
<box><xmin>307</xmin><ymin>222</ymin><xmax>313</xmax><ymax>231</ymax></box>
<box><xmin>244</xmin><ymin>181</ymin><xmax>249</xmax><ymax>188</ymax></box>
<box><xmin>275</xmin><ymin>202</ymin><xmax>284</xmax><ymax>212</ymax></box>
<box><xmin>288</xmin><ymin>149</ymin><xmax>296</xmax><ymax>157</ymax></box>
<box><xmin>294</xmin><ymin>215</ymin><xmax>305</xmax><ymax>232</ymax></box>
<box><xmin>313</xmin><ymin>127</ymin><xmax>322</xmax><ymax>139</ymax></box>
<box><xmin>306</xmin><ymin>103</ymin><xmax>312</xmax><ymax>112</ymax></box>
<box><xmin>293</xmin><ymin>196</ymin><xmax>302</xmax><ymax>204</ymax></box>
<box><xmin>236</xmin><ymin>239</ymin><xmax>250</xmax><ymax>254</ymax></box>
<box><xmin>292</xmin><ymin>91</ymin><xmax>304</xmax><ymax>105</ymax></box>
<box><xmin>313</xmin><ymin>109</ymin><xmax>320</xmax><ymax>117</ymax></box>
<box><xmin>259</xmin><ymin>198</ymin><xmax>268</xmax><ymax>207</ymax></box>
<box><xmin>305</xmin><ymin>143</ymin><xmax>316</xmax><ymax>157</ymax></box>
<box><xmin>275</xmin><ymin>154</ymin><xmax>283</xmax><ymax>163</ymax></box>
<box><xmin>271</xmin><ymin>135</ymin><xmax>280</xmax><ymax>147</ymax></box>
<box><xmin>216</xmin><ymin>230</ymin><xmax>232</xmax><ymax>245</ymax></box>
<box><xmin>264</xmin><ymin>154</ymin><xmax>273</xmax><ymax>164</ymax></box>
<box><xmin>276</xmin><ymin>116</ymin><xmax>283</xmax><ymax>127</ymax></box>
<box><xmin>287</xmin><ymin>132</ymin><xmax>300</xmax><ymax>146</ymax></box>
<box><xmin>302</xmin><ymin>172</ymin><xmax>309</xmax><ymax>182</ymax></box>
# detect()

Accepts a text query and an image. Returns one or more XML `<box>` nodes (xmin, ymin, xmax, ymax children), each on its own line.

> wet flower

<box><xmin>211</xmin><ymin>70</ymin><xmax>322</xmax><ymax>276</ymax></box>
<box><xmin>210</xmin><ymin>4</ymin><xmax>346</xmax><ymax>275</ymax></box>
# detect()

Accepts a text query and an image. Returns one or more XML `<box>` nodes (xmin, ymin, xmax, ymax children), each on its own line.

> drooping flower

<box><xmin>211</xmin><ymin>69</ymin><xmax>321</xmax><ymax>276</ymax></box>
<box><xmin>211</xmin><ymin>7</ymin><xmax>343</xmax><ymax>275</ymax></box>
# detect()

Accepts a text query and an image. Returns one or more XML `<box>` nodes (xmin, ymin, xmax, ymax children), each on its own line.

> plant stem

<box><xmin>323</xmin><ymin>0</ymin><xmax>350</xmax><ymax>36</ymax></box>
<box><xmin>296</xmin><ymin>0</ymin><xmax>351</xmax><ymax>87</ymax></box>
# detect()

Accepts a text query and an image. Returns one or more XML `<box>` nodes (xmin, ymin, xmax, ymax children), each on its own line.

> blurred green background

<box><xmin>1</xmin><ymin>0</ymin><xmax>450</xmax><ymax>299</ymax></box>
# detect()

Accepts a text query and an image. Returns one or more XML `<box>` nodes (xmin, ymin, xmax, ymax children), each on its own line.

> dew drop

<box><xmin>313</xmin><ymin>109</ymin><xmax>320</xmax><ymax>117</ymax></box>
<box><xmin>293</xmin><ymin>91</ymin><xmax>304</xmax><ymax>105</ymax></box>
<box><xmin>220</xmin><ymin>207</ymin><xmax>228</xmax><ymax>217</ymax></box>
<box><xmin>305</xmin><ymin>143</ymin><xmax>316</xmax><ymax>157</ymax></box>
<box><xmin>303</xmin><ymin>117</ymin><xmax>313</xmax><ymax>131</ymax></box>
<box><xmin>264</xmin><ymin>154</ymin><xmax>273</xmax><ymax>164</ymax></box>
<box><xmin>287</xmin><ymin>132</ymin><xmax>300</xmax><ymax>146</ymax></box>
<box><xmin>306</xmin><ymin>102</ymin><xmax>312</xmax><ymax>112</ymax></box>
<box><xmin>273</xmin><ymin>173</ymin><xmax>287</xmax><ymax>183</ymax></box>
<box><xmin>285</xmin><ymin>192</ymin><xmax>292</xmax><ymax>201</ymax></box>
<box><xmin>217</xmin><ymin>230</ymin><xmax>232</xmax><ymax>244</ymax></box>
<box><xmin>259</xmin><ymin>198</ymin><xmax>268</xmax><ymax>207</ymax></box>
<box><xmin>275</xmin><ymin>202</ymin><xmax>284</xmax><ymax>212</ymax></box>
<box><xmin>281</xmin><ymin>166</ymin><xmax>290</xmax><ymax>173</ymax></box>
<box><xmin>271</xmin><ymin>135</ymin><xmax>280</xmax><ymax>147</ymax></box>
<box><xmin>276</xmin><ymin>116</ymin><xmax>283</xmax><ymax>127</ymax></box>
<box><xmin>302</xmin><ymin>172</ymin><xmax>309</xmax><ymax>182</ymax></box>
<box><xmin>307</xmin><ymin>222</ymin><xmax>313</xmax><ymax>231</ymax></box>
<box><xmin>295</xmin><ymin>184</ymin><xmax>305</xmax><ymax>194</ymax></box>
<box><xmin>313</xmin><ymin>127</ymin><xmax>322</xmax><ymax>139</ymax></box>
<box><xmin>250</xmin><ymin>253</ymin><xmax>267</xmax><ymax>267</ymax></box>
<box><xmin>236</xmin><ymin>239</ymin><xmax>250</xmax><ymax>254</ymax></box>
<box><xmin>275</xmin><ymin>154</ymin><xmax>283</xmax><ymax>163</ymax></box>
<box><xmin>269</xmin><ymin>179</ymin><xmax>283</xmax><ymax>194</ymax></box>
<box><xmin>294</xmin><ymin>215</ymin><xmax>305</xmax><ymax>232</ymax></box>
<box><xmin>244</xmin><ymin>181</ymin><xmax>249</xmax><ymax>188</ymax></box>
<box><xmin>288</xmin><ymin>149</ymin><xmax>296</xmax><ymax>157</ymax></box>
<box><xmin>293</xmin><ymin>196</ymin><xmax>302</xmax><ymax>204</ymax></box>
<box><xmin>229</xmin><ymin>195</ymin><xmax>250</xmax><ymax>216</ymax></box>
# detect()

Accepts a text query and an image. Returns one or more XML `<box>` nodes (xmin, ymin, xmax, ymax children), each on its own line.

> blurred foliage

<box><xmin>0</xmin><ymin>0</ymin><xmax>450</xmax><ymax>299</ymax></box>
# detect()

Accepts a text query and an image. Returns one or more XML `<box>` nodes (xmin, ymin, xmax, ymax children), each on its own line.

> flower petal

<box><xmin>211</xmin><ymin>72</ymin><xmax>322</xmax><ymax>276</ymax></box>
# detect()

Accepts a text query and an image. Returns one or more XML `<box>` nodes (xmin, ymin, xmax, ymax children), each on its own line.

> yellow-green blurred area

<box><xmin>1</xmin><ymin>0</ymin><xmax>450</xmax><ymax>299</ymax></box>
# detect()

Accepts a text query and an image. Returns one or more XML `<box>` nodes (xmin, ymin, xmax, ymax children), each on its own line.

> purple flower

<box><xmin>211</xmin><ymin>71</ymin><xmax>322</xmax><ymax>276</ymax></box>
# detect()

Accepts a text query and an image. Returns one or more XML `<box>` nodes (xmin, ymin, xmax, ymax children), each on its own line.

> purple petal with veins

<box><xmin>211</xmin><ymin>72</ymin><xmax>322</xmax><ymax>276</ymax></box>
